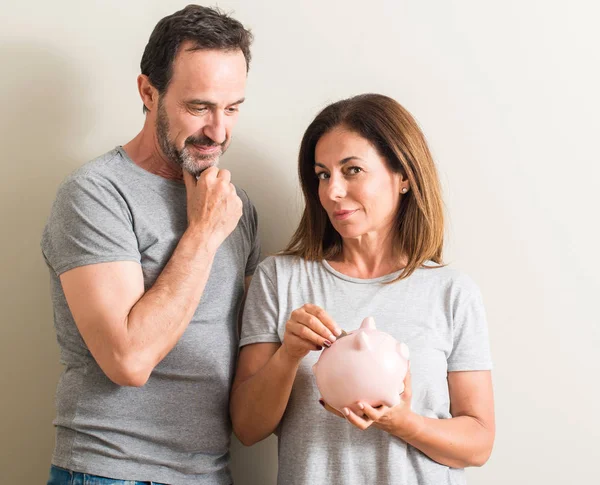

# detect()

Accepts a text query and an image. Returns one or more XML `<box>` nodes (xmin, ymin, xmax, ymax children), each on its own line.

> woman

<box><xmin>230</xmin><ymin>94</ymin><xmax>494</xmax><ymax>485</ymax></box>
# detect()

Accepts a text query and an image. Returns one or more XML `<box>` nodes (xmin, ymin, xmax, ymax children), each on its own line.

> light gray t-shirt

<box><xmin>41</xmin><ymin>147</ymin><xmax>260</xmax><ymax>485</ymax></box>
<box><xmin>240</xmin><ymin>255</ymin><xmax>492</xmax><ymax>485</ymax></box>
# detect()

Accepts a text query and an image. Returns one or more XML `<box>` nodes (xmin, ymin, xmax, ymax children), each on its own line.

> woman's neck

<box><xmin>328</xmin><ymin>231</ymin><xmax>406</xmax><ymax>279</ymax></box>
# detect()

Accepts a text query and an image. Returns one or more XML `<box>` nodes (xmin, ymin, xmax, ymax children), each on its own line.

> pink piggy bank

<box><xmin>312</xmin><ymin>316</ymin><xmax>410</xmax><ymax>415</ymax></box>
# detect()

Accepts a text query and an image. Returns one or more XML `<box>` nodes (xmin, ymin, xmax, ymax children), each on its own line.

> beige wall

<box><xmin>1</xmin><ymin>1</ymin><xmax>598</xmax><ymax>483</ymax></box>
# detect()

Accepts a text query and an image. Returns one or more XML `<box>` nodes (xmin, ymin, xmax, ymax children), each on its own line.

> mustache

<box><xmin>184</xmin><ymin>135</ymin><xmax>223</xmax><ymax>148</ymax></box>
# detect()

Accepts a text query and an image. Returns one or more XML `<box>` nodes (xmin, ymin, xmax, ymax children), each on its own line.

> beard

<box><xmin>156</xmin><ymin>97</ymin><xmax>229</xmax><ymax>177</ymax></box>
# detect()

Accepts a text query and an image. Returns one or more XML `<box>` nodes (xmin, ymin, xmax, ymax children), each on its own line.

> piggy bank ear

<box><xmin>355</xmin><ymin>331</ymin><xmax>372</xmax><ymax>351</ymax></box>
<box><xmin>360</xmin><ymin>317</ymin><xmax>376</xmax><ymax>330</ymax></box>
<box><xmin>397</xmin><ymin>342</ymin><xmax>410</xmax><ymax>360</ymax></box>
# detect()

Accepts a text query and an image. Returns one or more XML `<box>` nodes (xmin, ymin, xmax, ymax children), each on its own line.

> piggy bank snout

<box><xmin>397</xmin><ymin>342</ymin><xmax>410</xmax><ymax>360</ymax></box>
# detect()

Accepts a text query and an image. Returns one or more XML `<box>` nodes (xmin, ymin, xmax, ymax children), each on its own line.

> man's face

<box><xmin>155</xmin><ymin>44</ymin><xmax>247</xmax><ymax>176</ymax></box>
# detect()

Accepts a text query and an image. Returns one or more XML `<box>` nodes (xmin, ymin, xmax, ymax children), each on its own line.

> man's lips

<box><xmin>333</xmin><ymin>209</ymin><xmax>358</xmax><ymax>220</ymax></box>
<box><xmin>191</xmin><ymin>144</ymin><xmax>220</xmax><ymax>154</ymax></box>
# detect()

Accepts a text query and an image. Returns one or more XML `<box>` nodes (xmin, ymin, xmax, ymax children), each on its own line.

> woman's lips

<box><xmin>333</xmin><ymin>209</ymin><xmax>358</xmax><ymax>220</ymax></box>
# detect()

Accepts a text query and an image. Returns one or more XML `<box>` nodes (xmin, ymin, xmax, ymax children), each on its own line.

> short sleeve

<box><xmin>447</xmin><ymin>280</ymin><xmax>493</xmax><ymax>372</ymax></box>
<box><xmin>245</xmin><ymin>200</ymin><xmax>261</xmax><ymax>277</ymax></box>
<box><xmin>239</xmin><ymin>262</ymin><xmax>281</xmax><ymax>347</ymax></box>
<box><xmin>235</xmin><ymin>187</ymin><xmax>261</xmax><ymax>277</ymax></box>
<box><xmin>41</xmin><ymin>174</ymin><xmax>141</xmax><ymax>275</ymax></box>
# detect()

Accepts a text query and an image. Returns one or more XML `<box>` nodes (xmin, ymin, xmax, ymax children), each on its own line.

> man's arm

<box><xmin>60</xmin><ymin>168</ymin><xmax>242</xmax><ymax>387</ymax></box>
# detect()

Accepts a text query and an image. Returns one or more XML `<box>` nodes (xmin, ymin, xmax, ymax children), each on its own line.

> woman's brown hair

<box><xmin>282</xmin><ymin>93</ymin><xmax>444</xmax><ymax>280</ymax></box>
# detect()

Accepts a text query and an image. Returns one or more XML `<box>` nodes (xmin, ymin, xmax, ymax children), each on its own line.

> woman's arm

<box><xmin>230</xmin><ymin>342</ymin><xmax>298</xmax><ymax>446</ymax></box>
<box><xmin>344</xmin><ymin>370</ymin><xmax>495</xmax><ymax>468</ymax></box>
<box><xmin>230</xmin><ymin>304</ymin><xmax>342</xmax><ymax>446</ymax></box>
<box><xmin>404</xmin><ymin>370</ymin><xmax>495</xmax><ymax>467</ymax></box>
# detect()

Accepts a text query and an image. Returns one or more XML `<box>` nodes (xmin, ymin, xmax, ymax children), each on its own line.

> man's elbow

<box><xmin>102</xmin><ymin>354</ymin><xmax>153</xmax><ymax>387</ymax></box>
<box><xmin>109</xmin><ymin>369</ymin><xmax>150</xmax><ymax>388</ymax></box>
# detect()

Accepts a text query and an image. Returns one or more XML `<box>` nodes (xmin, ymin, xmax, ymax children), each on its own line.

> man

<box><xmin>41</xmin><ymin>5</ymin><xmax>259</xmax><ymax>485</ymax></box>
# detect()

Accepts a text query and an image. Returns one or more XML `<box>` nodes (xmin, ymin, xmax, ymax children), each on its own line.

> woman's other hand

<box><xmin>281</xmin><ymin>304</ymin><xmax>342</xmax><ymax>362</ymax></box>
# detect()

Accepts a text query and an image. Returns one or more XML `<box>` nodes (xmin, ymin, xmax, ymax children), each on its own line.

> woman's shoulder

<box><xmin>255</xmin><ymin>254</ymin><xmax>315</xmax><ymax>277</ymax></box>
<box><xmin>417</xmin><ymin>262</ymin><xmax>482</xmax><ymax>297</ymax></box>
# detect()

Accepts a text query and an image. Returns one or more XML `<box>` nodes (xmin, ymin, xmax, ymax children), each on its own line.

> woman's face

<box><xmin>314</xmin><ymin>127</ymin><xmax>404</xmax><ymax>241</ymax></box>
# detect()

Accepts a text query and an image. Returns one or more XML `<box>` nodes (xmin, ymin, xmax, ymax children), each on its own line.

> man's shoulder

<box><xmin>64</xmin><ymin>147</ymin><xmax>125</xmax><ymax>184</ymax></box>
<box><xmin>48</xmin><ymin>148</ymin><xmax>137</xmax><ymax>217</ymax></box>
<box><xmin>55</xmin><ymin>147</ymin><xmax>146</xmax><ymax>203</ymax></box>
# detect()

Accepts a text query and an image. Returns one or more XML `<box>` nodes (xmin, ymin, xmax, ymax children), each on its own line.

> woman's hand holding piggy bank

<box><xmin>313</xmin><ymin>317</ymin><xmax>416</xmax><ymax>435</ymax></box>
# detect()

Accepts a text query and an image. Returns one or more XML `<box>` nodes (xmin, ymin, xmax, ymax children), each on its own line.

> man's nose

<box><xmin>203</xmin><ymin>111</ymin><xmax>226</xmax><ymax>145</ymax></box>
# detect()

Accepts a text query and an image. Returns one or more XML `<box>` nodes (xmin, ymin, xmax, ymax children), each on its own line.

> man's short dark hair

<box><xmin>140</xmin><ymin>4</ymin><xmax>253</xmax><ymax>113</ymax></box>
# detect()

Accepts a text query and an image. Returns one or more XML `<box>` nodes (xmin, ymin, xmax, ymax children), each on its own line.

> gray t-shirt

<box><xmin>240</xmin><ymin>255</ymin><xmax>492</xmax><ymax>485</ymax></box>
<box><xmin>41</xmin><ymin>147</ymin><xmax>260</xmax><ymax>485</ymax></box>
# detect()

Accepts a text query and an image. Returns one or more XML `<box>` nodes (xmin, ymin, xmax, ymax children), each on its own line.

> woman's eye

<box><xmin>347</xmin><ymin>166</ymin><xmax>363</xmax><ymax>175</ymax></box>
<box><xmin>316</xmin><ymin>172</ymin><xmax>329</xmax><ymax>180</ymax></box>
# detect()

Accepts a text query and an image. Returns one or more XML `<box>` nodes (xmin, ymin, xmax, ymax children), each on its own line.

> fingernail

<box><xmin>318</xmin><ymin>399</ymin><xmax>325</xmax><ymax>407</ymax></box>
<box><xmin>323</xmin><ymin>340</ymin><xmax>332</xmax><ymax>348</ymax></box>
<box><xmin>334</xmin><ymin>328</ymin><xmax>342</xmax><ymax>337</ymax></box>
<box><xmin>329</xmin><ymin>334</ymin><xmax>337</xmax><ymax>342</ymax></box>
<box><xmin>358</xmin><ymin>403</ymin><xmax>364</xmax><ymax>410</ymax></box>
<box><xmin>343</xmin><ymin>408</ymin><xmax>350</xmax><ymax>416</ymax></box>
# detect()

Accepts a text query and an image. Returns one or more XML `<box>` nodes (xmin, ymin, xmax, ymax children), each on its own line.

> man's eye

<box><xmin>191</xmin><ymin>106</ymin><xmax>208</xmax><ymax>113</ymax></box>
<box><xmin>316</xmin><ymin>172</ymin><xmax>329</xmax><ymax>180</ymax></box>
<box><xmin>226</xmin><ymin>106</ymin><xmax>239</xmax><ymax>114</ymax></box>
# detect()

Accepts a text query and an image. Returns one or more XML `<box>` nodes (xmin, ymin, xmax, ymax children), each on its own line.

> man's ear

<box><xmin>137</xmin><ymin>74</ymin><xmax>158</xmax><ymax>113</ymax></box>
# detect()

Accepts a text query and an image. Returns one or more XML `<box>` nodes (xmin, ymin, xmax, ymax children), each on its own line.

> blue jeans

<box><xmin>47</xmin><ymin>465</ymin><xmax>167</xmax><ymax>485</ymax></box>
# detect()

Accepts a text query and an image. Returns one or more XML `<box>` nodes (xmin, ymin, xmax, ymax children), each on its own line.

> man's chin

<box><xmin>183</xmin><ymin>156</ymin><xmax>220</xmax><ymax>177</ymax></box>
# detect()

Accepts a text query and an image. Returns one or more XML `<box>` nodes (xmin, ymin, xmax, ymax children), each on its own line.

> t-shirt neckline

<box><xmin>116</xmin><ymin>146</ymin><xmax>185</xmax><ymax>190</ymax></box>
<box><xmin>321</xmin><ymin>260</ymin><xmax>403</xmax><ymax>284</ymax></box>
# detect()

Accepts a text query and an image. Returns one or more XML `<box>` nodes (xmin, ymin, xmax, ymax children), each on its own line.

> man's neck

<box><xmin>123</xmin><ymin>124</ymin><xmax>183</xmax><ymax>181</ymax></box>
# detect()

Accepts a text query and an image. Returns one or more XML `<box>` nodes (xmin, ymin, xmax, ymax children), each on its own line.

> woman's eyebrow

<box><xmin>314</xmin><ymin>157</ymin><xmax>363</xmax><ymax>169</ymax></box>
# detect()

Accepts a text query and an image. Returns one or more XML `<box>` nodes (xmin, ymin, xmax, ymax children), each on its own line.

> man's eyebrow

<box><xmin>186</xmin><ymin>98</ymin><xmax>246</xmax><ymax>106</ymax></box>
<box><xmin>314</xmin><ymin>157</ymin><xmax>363</xmax><ymax>169</ymax></box>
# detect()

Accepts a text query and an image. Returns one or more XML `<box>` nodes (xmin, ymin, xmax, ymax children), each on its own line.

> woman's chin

<box><xmin>332</xmin><ymin>225</ymin><xmax>364</xmax><ymax>240</ymax></box>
